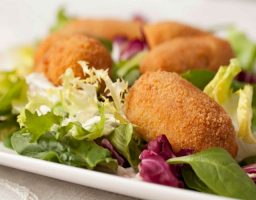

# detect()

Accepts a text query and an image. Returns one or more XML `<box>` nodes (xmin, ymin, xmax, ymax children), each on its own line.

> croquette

<box><xmin>34</xmin><ymin>33</ymin><xmax>72</xmax><ymax>68</ymax></box>
<box><xmin>124</xmin><ymin>71</ymin><xmax>238</xmax><ymax>157</ymax></box>
<box><xmin>140</xmin><ymin>36</ymin><xmax>234</xmax><ymax>74</ymax></box>
<box><xmin>59</xmin><ymin>19</ymin><xmax>143</xmax><ymax>40</ymax></box>
<box><xmin>143</xmin><ymin>21</ymin><xmax>207</xmax><ymax>48</ymax></box>
<box><xmin>36</xmin><ymin>34</ymin><xmax>112</xmax><ymax>85</ymax></box>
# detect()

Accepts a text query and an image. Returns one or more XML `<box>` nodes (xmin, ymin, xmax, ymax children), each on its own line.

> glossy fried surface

<box><xmin>35</xmin><ymin>34</ymin><xmax>112</xmax><ymax>85</ymax></box>
<box><xmin>143</xmin><ymin>21</ymin><xmax>207</xmax><ymax>48</ymax></box>
<box><xmin>140</xmin><ymin>36</ymin><xmax>234</xmax><ymax>74</ymax></box>
<box><xmin>125</xmin><ymin>71</ymin><xmax>237</xmax><ymax>157</ymax></box>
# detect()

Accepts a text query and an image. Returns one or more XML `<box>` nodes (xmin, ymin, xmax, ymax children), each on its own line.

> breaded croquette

<box><xmin>143</xmin><ymin>21</ymin><xmax>207</xmax><ymax>48</ymax></box>
<box><xmin>34</xmin><ymin>33</ymin><xmax>71</xmax><ymax>68</ymax></box>
<box><xmin>124</xmin><ymin>71</ymin><xmax>237</xmax><ymax>157</ymax></box>
<box><xmin>59</xmin><ymin>19</ymin><xmax>143</xmax><ymax>40</ymax></box>
<box><xmin>36</xmin><ymin>34</ymin><xmax>112</xmax><ymax>85</ymax></box>
<box><xmin>140</xmin><ymin>36</ymin><xmax>234</xmax><ymax>74</ymax></box>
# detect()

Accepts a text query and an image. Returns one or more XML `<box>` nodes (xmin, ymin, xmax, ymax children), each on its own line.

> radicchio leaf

<box><xmin>139</xmin><ymin>150</ymin><xmax>183</xmax><ymax>188</ymax></box>
<box><xmin>243</xmin><ymin>163</ymin><xmax>256</xmax><ymax>183</ymax></box>
<box><xmin>101</xmin><ymin>138</ymin><xmax>125</xmax><ymax>166</ymax></box>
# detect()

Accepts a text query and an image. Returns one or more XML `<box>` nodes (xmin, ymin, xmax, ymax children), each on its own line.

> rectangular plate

<box><xmin>0</xmin><ymin>143</ymin><xmax>231</xmax><ymax>200</ymax></box>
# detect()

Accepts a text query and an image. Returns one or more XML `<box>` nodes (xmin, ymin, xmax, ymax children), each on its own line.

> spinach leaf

<box><xmin>168</xmin><ymin>148</ymin><xmax>256</xmax><ymax>199</ymax></box>
<box><xmin>182</xmin><ymin>70</ymin><xmax>215</xmax><ymax>90</ymax></box>
<box><xmin>108</xmin><ymin>123</ymin><xmax>144</xmax><ymax>169</ymax></box>
<box><xmin>98</xmin><ymin>37</ymin><xmax>113</xmax><ymax>52</ymax></box>
<box><xmin>181</xmin><ymin>166</ymin><xmax>215</xmax><ymax>194</ymax></box>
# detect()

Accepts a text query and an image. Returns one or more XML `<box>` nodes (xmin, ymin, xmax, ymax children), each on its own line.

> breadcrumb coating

<box><xmin>35</xmin><ymin>34</ymin><xmax>112</xmax><ymax>85</ymax></box>
<box><xmin>140</xmin><ymin>36</ymin><xmax>234</xmax><ymax>74</ymax></box>
<box><xmin>125</xmin><ymin>71</ymin><xmax>237</xmax><ymax>157</ymax></box>
<box><xmin>143</xmin><ymin>21</ymin><xmax>207</xmax><ymax>48</ymax></box>
<box><xmin>59</xmin><ymin>19</ymin><xmax>143</xmax><ymax>40</ymax></box>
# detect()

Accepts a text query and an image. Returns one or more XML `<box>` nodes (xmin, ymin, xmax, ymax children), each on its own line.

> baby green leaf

<box><xmin>168</xmin><ymin>148</ymin><xmax>256</xmax><ymax>199</ymax></box>
<box><xmin>181</xmin><ymin>166</ymin><xmax>215</xmax><ymax>194</ymax></box>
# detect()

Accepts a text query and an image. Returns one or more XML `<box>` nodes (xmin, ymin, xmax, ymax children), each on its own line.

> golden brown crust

<box><xmin>36</xmin><ymin>34</ymin><xmax>112</xmax><ymax>85</ymax></box>
<box><xmin>34</xmin><ymin>33</ymin><xmax>72</xmax><ymax>69</ymax></box>
<box><xmin>124</xmin><ymin>71</ymin><xmax>237</xmax><ymax>157</ymax></box>
<box><xmin>143</xmin><ymin>21</ymin><xmax>207</xmax><ymax>48</ymax></box>
<box><xmin>59</xmin><ymin>19</ymin><xmax>143</xmax><ymax>40</ymax></box>
<box><xmin>140</xmin><ymin>36</ymin><xmax>234</xmax><ymax>74</ymax></box>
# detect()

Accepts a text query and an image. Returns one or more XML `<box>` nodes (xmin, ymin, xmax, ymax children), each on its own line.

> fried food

<box><xmin>34</xmin><ymin>33</ymin><xmax>71</xmax><ymax>68</ymax></box>
<box><xmin>124</xmin><ymin>71</ymin><xmax>238</xmax><ymax>157</ymax></box>
<box><xmin>143</xmin><ymin>21</ymin><xmax>207</xmax><ymax>48</ymax></box>
<box><xmin>36</xmin><ymin>34</ymin><xmax>112</xmax><ymax>85</ymax></box>
<box><xmin>59</xmin><ymin>19</ymin><xmax>143</xmax><ymax>40</ymax></box>
<box><xmin>140</xmin><ymin>36</ymin><xmax>234</xmax><ymax>74</ymax></box>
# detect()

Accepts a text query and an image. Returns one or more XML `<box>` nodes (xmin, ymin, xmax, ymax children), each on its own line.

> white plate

<box><xmin>0</xmin><ymin>0</ymin><xmax>255</xmax><ymax>199</ymax></box>
<box><xmin>0</xmin><ymin>143</ymin><xmax>232</xmax><ymax>200</ymax></box>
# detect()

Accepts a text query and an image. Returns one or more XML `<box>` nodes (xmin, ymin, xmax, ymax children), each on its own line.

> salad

<box><xmin>1</xmin><ymin>8</ymin><xmax>256</xmax><ymax>199</ymax></box>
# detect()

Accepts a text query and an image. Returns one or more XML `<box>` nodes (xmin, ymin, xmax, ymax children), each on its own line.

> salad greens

<box><xmin>168</xmin><ymin>148</ymin><xmax>256</xmax><ymax>199</ymax></box>
<box><xmin>7</xmin><ymin>62</ymin><xmax>143</xmax><ymax>171</ymax></box>
<box><xmin>204</xmin><ymin>59</ymin><xmax>256</xmax><ymax>161</ymax></box>
<box><xmin>108</xmin><ymin>123</ymin><xmax>144</xmax><ymax>169</ymax></box>
<box><xmin>181</xmin><ymin>166</ymin><xmax>215</xmax><ymax>194</ymax></box>
<box><xmin>112</xmin><ymin>51</ymin><xmax>146</xmax><ymax>86</ymax></box>
<box><xmin>0</xmin><ymin>71</ymin><xmax>27</xmax><ymax>140</ymax></box>
<box><xmin>227</xmin><ymin>28</ymin><xmax>256</xmax><ymax>72</ymax></box>
<box><xmin>11</xmin><ymin>130</ymin><xmax>117</xmax><ymax>172</ymax></box>
<box><xmin>50</xmin><ymin>8</ymin><xmax>72</xmax><ymax>33</ymax></box>
<box><xmin>182</xmin><ymin>70</ymin><xmax>215</xmax><ymax>90</ymax></box>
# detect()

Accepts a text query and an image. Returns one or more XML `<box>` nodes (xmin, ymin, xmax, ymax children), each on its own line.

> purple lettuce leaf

<box><xmin>112</xmin><ymin>36</ymin><xmax>147</xmax><ymax>62</ymax></box>
<box><xmin>146</xmin><ymin>134</ymin><xmax>176</xmax><ymax>160</ymax></box>
<box><xmin>140</xmin><ymin>150</ymin><xmax>184</xmax><ymax>188</ymax></box>
<box><xmin>139</xmin><ymin>135</ymin><xmax>193</xmax><ymax>188</ymax></box>
<box><xmin>243</xmin><ymin>163</ymin><xmax>256</xmax><ymax>183</ymax></box>
<box><xmin>236</xmin><ymin>71</ymin><xmax>256</xmax><ymax>84</ymax></box>
<box><xmin>100</xmin><ymin>138</ymin><xmax>126</xmax><ymax>166</ymax></box>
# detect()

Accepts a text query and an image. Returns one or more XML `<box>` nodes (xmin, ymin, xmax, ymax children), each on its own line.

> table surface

<box><xmin>0</xmin><ymin>165</ymin><xmax>137</xmax><ymax>200</ymax></box>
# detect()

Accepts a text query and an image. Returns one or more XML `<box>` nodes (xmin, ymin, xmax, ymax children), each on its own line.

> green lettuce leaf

<box><xmin>227</xmin><ymin>28</ymin><xmax>256</xmax><ymax>71</ymax></box>
<box><xmin>50</xmin><ymin>8</ymin><xmax>71</xmax><ymax>32</ymax></box>
<box><xmin>0</xmin><ymin>71</ymin><xmax>27</xmax><ymax>115</ymax></box>
<box><xmin>108</xmin><ymin>123</ymin><xmax>144</xmax><ymax>169</ymax></box>
<box><xmin>22</xmin><ymin>110</ymin><xmax>62</xmax><ymax>142</ymax></box>
<box><xmin>112</xmin><ymin>52</ymin><xmax>146</xmax><ymax>86</ymax></box>
<box><xmin>204</xmin><ymin>59</ymin><xmax>241</xmax><ymax>104</ymax></box>
<box><xmin>182</xmin><ymin>70</ymin><xmax>215</xmax><ymax>90</ymax></box>
<box><xmin>11</xmin><ymin>130</ymin><xmax>117</xmax><ymax>171</ymax></box>
<box><xmin>168</xmin><ymin>148</ymin><xmax>256</xmax><ymax>199</ymax></box>
<box><xmin>204</xmin><ymin>59</ymin><xmax>256</xmax><ymax>160</ymax></box>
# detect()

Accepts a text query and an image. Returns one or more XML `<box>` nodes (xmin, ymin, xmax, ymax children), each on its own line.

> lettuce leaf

<box><xmin>108</xmin><ymin>123</ymin><xmax>144</xmax><ymax>169</ymax></box>
<box><xmin>0</xmin><ymin>71</ymin><xmax>27</xmax><ymax>141</ymax></box>
<box><xmin>50</xmin><ymin>8</ymin><xmax>71</xmax><ymax>33</ymax></box>
<box><xmin>182</xmin><ymin>70</ymin><xmax>215</xmax><ymax>90</ymax></box>
<box><xmin>11</xmin><ymin>130</ymin><xmax>117</xmax><ymax>171</ymax></box>
<box><xmin>0</xmin><ymin>71</ymin><xmax>27</xmax><ymax>115</ymax></box>
<box><xmin>112</xmin><ymin>52</ymin><xmax>146</xmax><ymax>86</ymax></box>
<box><xmin>227</xmin><ymin>28</ymin><xmax>256</xmax><ymax>72</ymax></box>
<box><xmin>204</xmin><ymin>59</ymin><xmax>256</xmax><ymax>160</ymax></box>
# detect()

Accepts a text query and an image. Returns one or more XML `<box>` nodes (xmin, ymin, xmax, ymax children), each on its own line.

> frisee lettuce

<box><xmin>9</xmin><ymin>62</ymin><xmax>144</xmax><ymax>171</ymax></box>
